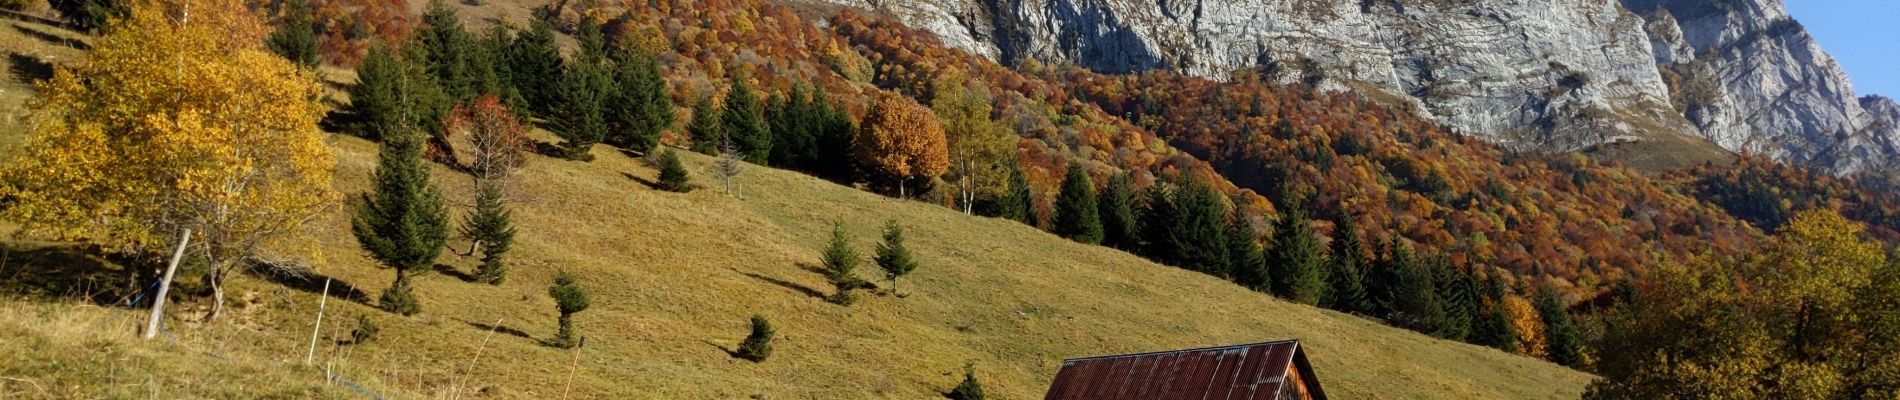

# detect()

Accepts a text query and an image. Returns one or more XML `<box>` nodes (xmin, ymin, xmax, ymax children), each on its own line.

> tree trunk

<box><xmin>206</xmin><ymin>266</ymin><xmax>226</xmax><ymax>321</ymax></box>
<box><xmin>143</xmin><ymin>228</ymin><xmax>191</xmax><ymax>339</ymax></box>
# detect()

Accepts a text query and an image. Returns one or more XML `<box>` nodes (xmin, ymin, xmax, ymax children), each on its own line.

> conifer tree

<box><xmin>1367</xmin><ymin>243</ymin><xmax>1415</xmax><ymax>319</ymax></box>
<box><xmin>810</xmin><ymin>88</ymin><xmax>858</xmax><ymax>182</ymax></box>
<box><xmin>1389</xmin><ymin>251</ymin><xmax>1449</xmax><ymax>336</ymax></box>
<box><xmin>507</xmin><ymin>19</ymin><xmax>562</xmax><ymax>118</ymax></box>
<box><xmin>1470</xmin><ymin>272</ymin><xmax>1519</xmax><ymax>352</ymax></box>
<box><xmin>1431</xmin><ymin>256</ymin><xmax>1476</xmax><ymax>341</ymax></box>
<box><xmin>821</xmin><ymin>223</ymin><xmax>865</xmax><ymax>305</ymax></box>
<box><xmin>689</xmin><ymin>94</ymin><xmax>724</xmax><ymax>154</ymax></box>
<box><xmin>266</xmin><ymin>0</ymin><xmax>318</xmax><ymax>68</ymax></box>
<box><xmin>1322</xmin><ymin>214</ymin><xmax>1369</xmax><ymax>312</ymax></box>
<box><xmin>547</xmin><ymin>271</ymin><xmax>590</xmax><ymax>348</ymax></box>
<box><xmin>463</xmin><ymin>181</ymin><xmax>514</xmax><ymax>284</ymax></box>
<box><xmin>1098</xmin><ymin>173</ymin><xmax>1138</xmax><ymax>250</ymax></box>
<box><xmin>874</xmin><ymin>220</ymin><xmax>918</xmax><ymax>296</ymax></box>
<box><xmin>656</xmin><ymin>148</ymin><xmax>692</xmax><ymax>192</ymax></box>
<box><xmin>735</xmin><ymin>314</ymin><xmax>774</xmax><ymax>362</ymax></box>
<box><xmin>346</xmin><ymin>47</ymin><xmax>410</xmax><ymax>141</ymax></box>
<box><xmin>351</xmin><ymin>129</ymin><xmax>450</xmax><ymax>316</ymax></box>
<box><xmin>606</xmin><ymin>48</ymin><xmax>673</xmax><ymax>153</ymax></box>
<box><xmin>1268</xmin><ymin>206</ymin><xmax>1326</xmax><ymax>305</ymax></box>
<box><xmin>418</xmin><ymin>0</ymin><xmax>473</xmax><ymax>100</ymax></box>
<box><xmin>1051</xmin><ymin>162</ymin><xmax>1104</xmax><ymax>244</ymax></box>
<box><xmin>997</xmin><ymin>162</ymin><xmax>1036</xmax><ymax>225</ymax></box>
<box><xmin>948</xmin><ymin>362</ymin><xmax>986</xmax><ymax>400</ymax></box>
<box><xmin>552</xmin><ymin>58</ymin><xmax>611</xmax><ymax>160</ymax></box>
<box><xmin>722</xmin><ymin>79</ymin><xmax>771</xmax><ymax>163</ymax></box>
<box><xmin>1536</xmin><ymin>287</ymin><xmax>1585</xmax><ymax>368</ymax></box>
<box><xmin>1226</xmin><ymin>214</ymin><xmax>1268</xmax><ymax>290</ymax></box>
<box><xmin>478</xmin><ymin>25</ymin><xmax>525</xmax><ymax>113</ymax></box>
<box><xmin>1139</xmin><ymin>177</ymin><xmax>1229</xmax><ymax>275</ymax></box>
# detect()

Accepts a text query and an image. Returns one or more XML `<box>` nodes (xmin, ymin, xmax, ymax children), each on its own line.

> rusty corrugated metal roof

<box><xmin>1044</xmin><ymin>339</ymin><xmax>1326</xmax><ymax>400</ymax></box>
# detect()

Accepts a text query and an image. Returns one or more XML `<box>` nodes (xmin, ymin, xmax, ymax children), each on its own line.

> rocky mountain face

<box><xmin>820</xmin><ymin>0</ymin><xmax>1900</xmax><ymax>173</ymax></box>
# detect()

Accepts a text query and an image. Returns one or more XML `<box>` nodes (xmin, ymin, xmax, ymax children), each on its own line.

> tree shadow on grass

<box><xmin>433</xmin><ymin>263</ymin><xmax>476</xmax><ymax>283</ymax></box>
<box><xmin>0</xmin><ymin>243</ymin><xmax>135</xmax><ymax>304</ymax></box>
<box><xmin>733</xmin><ymin>268</ymin><xmax>828</xmax><ymax>301</ymax></box>
<box><xmin>702</xmin><ymin>339</ymin><xmax>740</xmax><ymax>359</ymax></box>
<box><xmin>7</xmin><ymin>52</ymin><xmax>54</xmax><ymax>83</ymax></box>
<box><xmin>247</xmin><ymin>263</ymin><xmax>372</xmax><ymax>305</ymax></box>
<box><xmin>466</xmin><ymin>319</ymin><xmax>535</xmax><ymax>342</ymax></box>
<box><xmin>10</xmin><ymin>23</ymin><xmax>89</xmax><ymax>50</ymax></box>
<box><xmin>621</xmin><ymin>172</ymin><xmax>663</xmax><ymax>191</ymax></box>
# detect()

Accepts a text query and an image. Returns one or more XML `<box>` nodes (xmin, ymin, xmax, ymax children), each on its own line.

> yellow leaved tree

<box><xmin>0</xmin><ymin>0</ymin><xmax>334</xmax><ymax>326</ymax></box>
<box><xmin>856</xmin><ymin>91</ymin><xmax>948</xmax><ymax>199</ymax></box>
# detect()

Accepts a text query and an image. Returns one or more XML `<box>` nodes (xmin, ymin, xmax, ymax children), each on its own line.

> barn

<box><xmin>1043</xmin><ymin>339</ymin><xmax>1326</xmax><ymax>400</ymax></box>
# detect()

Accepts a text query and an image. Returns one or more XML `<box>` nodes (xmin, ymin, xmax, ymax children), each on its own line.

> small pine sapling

<box><xmin>821</xmin><ymin>223</ymin><xmax>865</xmax><ymax>305</ymax></box>
<box><xmin>947</xmin><ymin>361</ymin><xmax>986</xmax><ymax>400</ymax></box>
<box><xmin>735</xmin><ymin>314</ymin><xmax>774</xmax><ymax>362</ymax></box>
<box><xmin>657</xmin><ymin>148</ymin><xmax>693</xmax><ymax>192</ymax></box>
<box><xmin>874</xmin><ymin>220</ymin><xmax>918</xmax><ymax>297</ymax></box>
<box><xmin>351</xmin><ymin>314</ymin><xmax>381</xmax><ymax>344</ymax></box>
<box><xmin>547</xmin><ymin>271</ymin><xmax>591</xmax><ymax>348</ymax></box>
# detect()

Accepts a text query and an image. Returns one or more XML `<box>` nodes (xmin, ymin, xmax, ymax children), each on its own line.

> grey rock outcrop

<box><xmin>818</xmin><ymin>0</ymin><xmax>1900</xmax><ymax>173</ymax></box>
<box><xmin>1626</xmin><ymin>0</ymin><xmax>1895</xmax><ymax>172</ymax></box>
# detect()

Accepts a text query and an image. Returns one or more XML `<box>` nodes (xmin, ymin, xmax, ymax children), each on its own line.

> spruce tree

<box><xmin>1176</xmin><ymin>179</ymin><xmax>1231</xmax><ymax>275</ymax></box>
<box><xmin>478</xmin><ymin>25</ymin><xmax>525</xmax><ymax>114</ymax></box>
<box><xmin>948</xmin><ymin>362</ymin><xmax>986</xmax><ymax>400</ymax></box>
<box><xmin>1431</xmin><ymin>256</ymin><xmax>1475</xmax><ymax>341</ymax></box>
<box><xmin>821</xmin><ymin>223</ymin><xmax>865</xmax><ymax>305</ymax></box>
<box><xmin>1323</xmin><ymin>214</ymin><xmax>1369</xmax><ymax>313</ymax></box>
<box><xmin>735</xmin><ymin>314</ymin><xmax>774</xmax><ymax>362</ymax></box>
<box><xmin>266</xmin><ymin>0</ymin><xmax>318</xmax><ymax>69</ymax></box>
<box><xmin>995</xmin><ymin>162</ymin><xmax>1041</xmax><ymax>224</ymax></box>
<box><xmin>1051</xmin><ymin>162</ymin><xmax>1103</xmax><ymax>244</ymax></box>
<box><xmin>688</xmin><ymin>95</ymin><xmax>724</xmax><ymax>154</ymax></box>
<box><xmin>1367</xmin><ymin>242</ymin><xmax>1415</xmax><ymax>319</ymax></box>
<box><xmin>606</xmin><ymin>48</ymin><xmax>673</xmax><ymax>153</ymax></box>
<box><xmin>767</xmin><ymin>85</ymin><xmax>817</xmax><ymax>170</ymax></box>
<box><xmin>1135</xmin><ymin>184</ymin><xmax>1177</xmax><ymax>262</ymax></box>
<box><xmin>656</xmin><ymin>148</ymin><xmax>692</xmax><ymax>192</ymax></box>
<box><xmin>810</xmin><ymin>88</ymin><xmax>857</xmax><ymax>182</ymax></box>
<box><xmin>721</xmin><ymin>79</ymin><xmax>771</xmax><ymax>163</ymax></box>
<box><xmin>1139</xmin><ymin>177</ymin><xmax>1229</xmax><ymax>275</ymax></box>
<box><xmin>552</xmin><ymin>58</ymin><xmax>611</xmax><ymax>160</ymax></box>
<box><xmin>1390</xmin><ymin>251</ymin><xmax>1449</xmax><ymax>336</ymax></box>
<box><xmin>351</xmin><ymin>129</ymin><xmax>450</xmax><ymax>316</ymax></box>
<box><xmin>507</xmin><ymin>19</ymin><xmax>562</xmax><ymax>119</ymax></box>
<box><xmin>463</xmin><ymin>181</ymin><xmax>514</xmax><ymax>284</ymax></box>
<box><xmin>1098</xmin><ymin>173</ymin><xmax>1138</xmax><ymax>250</ymax></box>
<box><xmin>874</xmin><ymin>220</ymin><xmax>918</xmax><ymax>296</ymax></box>
<box><xmin>346</xmin><ymin>47</ymin><xmax>409</xmax><ymax>140</ymax></box>
<box><xmin>1268</xmin><ymin>206</ymin><xmax>1326</xmax><ymax>305</ymax></box>
<box><xmin>547</xmin><ymin>271</ymin><xmax>590</xmax><ymax>348</ymax></box>
<box><xmin>1470</xmin><ymin>272</ymin><xmax>1519</xmax><ymax>352</ymax></box>
<box><xmin>997</xmin><ymin>162</ymin><xmax>1036</xmax><ymax>225</ymax></box>
<box><xmin>1225</xmin><ymin>214</ymin><xmax>1268</xmax><ymax>290</ymax></box>
<box><xmin>1536</xmin><ymin>286</ymin><xmax>1585</xmax><ymax>368</ymax></box>
<box><xmin>418</xmin><ymin>0</ymin><xmax>473</xmax><ymax>100</ymax></box>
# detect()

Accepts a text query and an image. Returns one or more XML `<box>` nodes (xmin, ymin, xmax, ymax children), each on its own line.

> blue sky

<box><xmin>1785</xmin><ymin>0</ymin><xmax>1900</xmax><ymax>98</ymax></box>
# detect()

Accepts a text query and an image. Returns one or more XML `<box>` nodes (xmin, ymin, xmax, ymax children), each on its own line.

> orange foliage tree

<box><xmin>855</xmin><ymin>92</ymin><xmax>949</xmax><ymax>198</ymax></box>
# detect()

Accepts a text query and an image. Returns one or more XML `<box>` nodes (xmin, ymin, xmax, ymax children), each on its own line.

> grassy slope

<box><xmin>2</xmin><ymin>130</ymin><xmax>1593</xmax><ymax>398</ymax></box>
<box><xmin>0</xmin><ymin>12</ymin><xmax>1591</xmax><ymax>400</ymax></box>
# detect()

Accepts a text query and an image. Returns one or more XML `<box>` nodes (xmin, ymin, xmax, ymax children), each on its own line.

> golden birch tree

<box><xmin>0</xmin><ymin>0</ymin><xmax>335</xmax><ymax>321</ymax></box>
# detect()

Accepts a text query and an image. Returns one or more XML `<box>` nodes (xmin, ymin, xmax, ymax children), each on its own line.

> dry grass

<box><xmin>1</xmin><ymin>129</ymin><xmax>1593</xmax><ymax>398</ymax></box>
